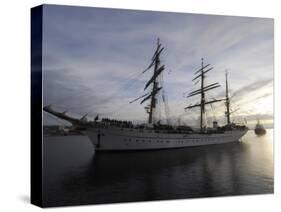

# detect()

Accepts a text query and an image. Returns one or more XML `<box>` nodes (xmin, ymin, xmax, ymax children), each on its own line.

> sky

<box><xmin>42</xmin><ymin>4</ymin><xmax>274</xmax><ymax>128</ymax></box>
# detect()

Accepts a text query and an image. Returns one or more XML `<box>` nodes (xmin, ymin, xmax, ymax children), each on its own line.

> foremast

<box><xmin>131</xmin><ymin>38</ymin><xmax>165</xmax><ymax>124</ymax></box>
<box><xmin>147</xmin><ymin>39</ymin><xmax>162</xmax><ymax>124</ymax></box>
<box><xmin>185</xmin><ymin>58</ymin><xmax>223</xmax><ymax>132</ymax></box>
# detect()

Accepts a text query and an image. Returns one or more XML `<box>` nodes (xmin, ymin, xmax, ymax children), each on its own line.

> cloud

<box><xmin>231</xmin><ymin>78</ymin><xmax>273</xmax><ymax>99</ymax></box>
<box><xmin>41</xmin><ymin>5</ymin><xmax>274</xmax><ymax>125</ymax></box>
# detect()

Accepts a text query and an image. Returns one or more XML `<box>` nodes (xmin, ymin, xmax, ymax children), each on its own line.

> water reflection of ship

<box><xmin>255</xmin><ymin>119</ymin><xmax>266</xmax><ymax>135</ymax></box>
<box><xmin>51</xmin><ymin>143</ymin><xmax>247</xmax><ymax>205</ymax></box>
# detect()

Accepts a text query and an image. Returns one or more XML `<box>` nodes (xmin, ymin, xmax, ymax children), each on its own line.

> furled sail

<box><xmin>185</xmin><ymin>98</ymin><xmax>223</xmax><ymax>109</ymax></box>
<box><xmin>143</xmin><ymin>45</ymin><xmax>164</xmax><ymax>73</ymax></box>
<box><xmin>129</xmin><ymin>92</ymin><xmax>149</xmax><ymax>104</ymax></box>
<box><xmin>188</xmin><ymin>82</ymin><xmax>219</xmax><ymax>96</ymax></box>
<box><xmin>144</xmin><ymin>65</ymin><xmax>165</xmax><ymax>90</ymax></box>
<box><xmin>194</xmin><ymin>64</ymin><xmax>210</xmax><ymax>75</ymax></box>
<box><xmin>140</xmin><ymin>87</ymin><xmax>162</xmax><ymax>104</ymax></box>
<box><xmin>192</xmin><ymin>67</ymin><xmax>213</xmax><ymax>81</ymax></box>
<box><xmin>151</xmin><ymin>47</ymin><xmax>164</xmax><ymax>64</ymax></box>
<box><xmin>187</xmin><ymin>84</ymin><xmax>221</xmax><ymax>98</ymax></box>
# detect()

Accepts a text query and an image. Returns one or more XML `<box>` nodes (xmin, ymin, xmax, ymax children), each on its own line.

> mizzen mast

<box><xmin>225</xmin><ymin>71</ymin><xmax>231</xmax><ymax>125</ymax></box>
<box><xmin>185</xmin><ymin>58</ymin><xmax>222</xmax><ymax>131</ymax></box>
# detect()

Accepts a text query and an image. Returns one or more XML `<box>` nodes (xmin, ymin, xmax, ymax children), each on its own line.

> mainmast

<box><xmin>225</xmin><ymin>71</ymin><xmax>231</xmax><ymax>125</ymax></box>
<box><xmin>185</xmin><ymin>58</ymin><xmax>222</xmax><ymax>131</ymax></box>
<box><xmin>130</xmin><ymin>38</ymin><xmax>164</xmax><ymax>124</ymax></box>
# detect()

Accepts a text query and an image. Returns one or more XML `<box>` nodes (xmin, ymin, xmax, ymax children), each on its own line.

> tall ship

<box><xmin>44</xmin><ymin>39</ymin><xmax>248</xmax><ymax>151</ymax></box>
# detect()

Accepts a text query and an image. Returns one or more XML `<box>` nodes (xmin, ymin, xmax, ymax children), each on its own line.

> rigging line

<box><xmin>66</xmin><ymin>92</ymin><xmax>138</xmax><ymax>117</ymax></box>
<box><xmin>56</xmin><ymin>89</ymin><xmax>133</xmax><ymax>112</ymax></box>
<box><xmin>49</xmin><ymin>69</ymin><xmax>147</xmax><ymax>110</ymax></box>
<box><xmin>203</xmin><ymin>108</ymin><xmax>207</xmax><ymax>127</ymax></box>
<box><xmin>98</xmin><ymin>73</ymin><xmax>146</xmax><ymax>105</ymax></box>
<box><xmin>48</xmin><ymin>66</ymin><xmax>141</xmax><ymax>107</ymax></box>
<box><xmin>51</xmin><ymin>105</ymin><xmax>88</xmax><ymax>116</ymax></box>
<box><xmin>74</xmin><ymin>71</ymin><xmax>149</xmax><ymax>110</ymax></box>
<box><xmin>156</xmin><ymin>75</ymin><xmax>160</xmax><ymax>123</ymax></box>
<box><xmin>104</xmin><ymin>67</ymin><xmax>149</xmax><ymax>90</ymax></box>
<box><xmin>159</xmin><ymin>81</ymin><xmax>163</xmax><ymax>123</ymax></box>
<box><xmin>161</xmin><ymin>72</ymin><xmax>171</xmax><ymax>124</ymax></box>
<box><xmin>234</xmin><ymin>109</ymin><xmax>246</xmax><ymax>124</ymax></box>
<box><xmin>158</xmin><ymin>94</ymin><xmax>161</xmax><ymax>123</ymax></box>
<box><xmin>45</xmin><ymin>112</ymin><xmax>69</xmax><ymax>126</ymax></box>
<box><xmin>97</xmin><ymin>101</ymin><xmax>134</xmax><ymax>116</ymax></box>
<box><xmin>209</xmin><ymin>103</ymin><xmax>217</xmax><ymax>121</ymax></box>
<box><xmin>231</xmin><ymin>106</ymin><xmax>243</xmax><ymax>123</ymax></box>
<box><xmin>159</xmin><ymin>73</ymin><xmax>164</xmax><ymax>120</ymax></box>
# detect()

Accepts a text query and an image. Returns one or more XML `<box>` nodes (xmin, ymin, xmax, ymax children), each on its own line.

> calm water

<box><xmin>43</xmin><ymin>129</ymin><xmax>274</xmax><ymax>207</ymax></box>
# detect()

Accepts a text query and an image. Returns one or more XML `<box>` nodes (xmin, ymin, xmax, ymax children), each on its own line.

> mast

<box><xmin>130</xmin><ymin>38</ymin><xmax>164</xmax><ymax>124</ymax></box>
<box><xmin>148</xmin><ymin>39</ymin><xmax>160</xmax><ymax>124</ymax></box>
<box><xmin>225</xmin><ymin>71</ymin><xmax>231</xmax><ymax>125</ymax></box>
<box><xmin>185</xmin><ymin>58</ymin><xmax>223</xmax><ymax>132</ymax></box>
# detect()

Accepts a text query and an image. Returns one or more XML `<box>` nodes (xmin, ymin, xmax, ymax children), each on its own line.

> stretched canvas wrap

<box><xmin>31</xmin><ymin>4</ymin><xmax>274</xmax><ymax>208</ymax></box>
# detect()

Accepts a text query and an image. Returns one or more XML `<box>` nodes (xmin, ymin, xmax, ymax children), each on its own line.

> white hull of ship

<box><xmin>85</xmin><ymin>127</ymin><xmax>248</xmax><ymax>151</ymax></box>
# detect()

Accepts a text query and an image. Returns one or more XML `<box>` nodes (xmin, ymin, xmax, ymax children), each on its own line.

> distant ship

<box><xmin>255</xmin><ymin>120</ymin><xmax>266</xmax><ymax>135</ymax></box>
<box><xmin>43</xmin><ymin>39</ymin><xmax>248</xmax><ymax>151</ymax></box>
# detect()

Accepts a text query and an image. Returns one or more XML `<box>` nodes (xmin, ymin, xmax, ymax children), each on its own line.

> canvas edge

<box><xmin>30</xmin><ymin>4</ymin><xmax>44</xmax><ymax>208</ymax></box>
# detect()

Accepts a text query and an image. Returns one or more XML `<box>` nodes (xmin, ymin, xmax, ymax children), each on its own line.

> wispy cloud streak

<box><xmin>42</xmin><ymin>5</ymin><xmax>274</xmax><ymax>125</ymax></box>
